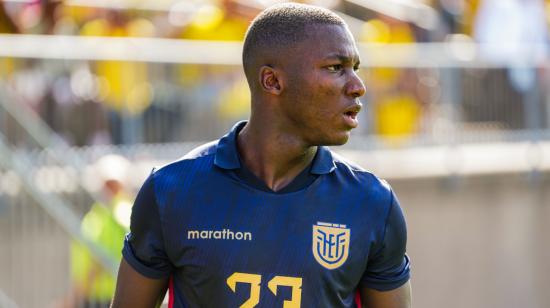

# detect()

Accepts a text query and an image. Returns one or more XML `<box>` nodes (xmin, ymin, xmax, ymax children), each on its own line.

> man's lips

<box><xmin>342</xmin><ymin>103</ymin><xmax>362</xmax><ymax>128</ymax></box>
<box><xmin>343</xmin><ymin>102</ymin><xmax>362</xmax><ymax>114</ymax></box>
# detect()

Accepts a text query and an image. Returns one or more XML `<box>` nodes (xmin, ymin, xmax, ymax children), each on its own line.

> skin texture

<box><xmin>110</xmin><ymin>259</ymin><xmax>168</xmax><ymax>308</ymax></box>
<box><xmin>111</xmin><ymin>23</ymin><xmax>410</xmax><ymax>308</ymax></box>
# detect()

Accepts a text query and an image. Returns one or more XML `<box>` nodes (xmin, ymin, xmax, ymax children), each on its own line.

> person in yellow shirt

<box><xmin>80</xmin><ymin>12</ymin><xmax>155</xmax><ymax>144</ymax></box>
<box><xmin>360</xmin><ymin>15</ymin><xmax>423</xmax><ymax>141</ymax></box>
<box><xmin>62</xmin><ymin>155</ymin><xmax>133</xmax><ymax>308</ymax></box>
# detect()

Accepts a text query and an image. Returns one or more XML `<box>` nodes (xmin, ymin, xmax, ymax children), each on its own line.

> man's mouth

<box><xmin>343</xmin><ymin>111</ymin><xmax>359</xmax><ymax>128</ymax></box>
<box><xmin>342</xmin><ymin>104</ymin><xmax>362</xmax><ymax>128</ymax></box>
<box><xmin>344</xmin><ymin>110</ymin><xmax>358</xmax><ymax>119</ymax></box>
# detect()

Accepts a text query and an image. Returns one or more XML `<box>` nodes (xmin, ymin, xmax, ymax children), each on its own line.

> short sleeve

<box><xmin>361</xmin><ymin>190</ymin><xmax>411</xmax><ymax>291</ymax></box>
<box><xmin>122</xmin><ymin>172</ymin><xmax>174</xmax><ymax>279</ymax></box>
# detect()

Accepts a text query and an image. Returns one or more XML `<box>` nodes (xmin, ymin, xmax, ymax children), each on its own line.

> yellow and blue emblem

<box><xmin>312</xmin><ymin>222</ymin><xmax>350</xmax><ymax>270</ymax></box>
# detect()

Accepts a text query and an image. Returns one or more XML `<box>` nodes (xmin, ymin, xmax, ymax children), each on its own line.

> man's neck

<box><xmin>236</xmin><ymin>120</ymin><xmax>317</xmax><ymax>192</ymax></box>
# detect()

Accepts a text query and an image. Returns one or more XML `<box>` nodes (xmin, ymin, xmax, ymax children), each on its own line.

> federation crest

<box><xmin>312</xmin><ymin>222</ymin><xmax>350</xmax><ymax>270</ymax></box>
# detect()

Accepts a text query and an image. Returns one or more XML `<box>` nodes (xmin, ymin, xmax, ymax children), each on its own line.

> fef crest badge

<box><xmin>312</xmin><ymin>222</ymin><xmax>350</xmax><ymax>270</ymax></box>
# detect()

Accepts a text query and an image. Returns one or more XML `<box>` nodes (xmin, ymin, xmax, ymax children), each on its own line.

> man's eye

<box><xmin>327</xmin><ymin>64</ymin><xmax>343</xmax><ymax>72</ymax></box>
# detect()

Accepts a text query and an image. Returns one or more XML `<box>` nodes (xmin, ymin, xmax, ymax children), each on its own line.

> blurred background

<box><xmin>0</xmin><ymin>0</ymin><xmax>549</xmax><ymax>307</ymax></box>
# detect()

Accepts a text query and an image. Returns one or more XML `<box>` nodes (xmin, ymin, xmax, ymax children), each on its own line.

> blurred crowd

<box><xmin>0</xmin><ymin>0</ymin><xmax>549</xmax><ymax>147</ymax></box>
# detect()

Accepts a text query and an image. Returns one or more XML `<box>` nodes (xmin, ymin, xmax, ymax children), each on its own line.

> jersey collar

<box><xmin>214</xmin><ymin>121</ymin><xmax>337</xmax><ymax>175</ymax></box>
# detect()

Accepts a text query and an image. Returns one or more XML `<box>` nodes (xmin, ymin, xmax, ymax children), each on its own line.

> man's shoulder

<box><xmin>181</xmin><ymin>140</ymin><xmax>219</xmax><ymax>160</ymax></box>
<box><xmin>331</xmin><ymin>150</ymin><xmax>393</xmax><ymax>198</ymax></box>
<box><xmin>151</xmin><ymin>140</ymin><xmax>219</xmax><ymax>181</ymax></box>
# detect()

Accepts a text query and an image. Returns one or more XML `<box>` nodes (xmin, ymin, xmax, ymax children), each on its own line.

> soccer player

<box><xmin>111</xmin><ymin>3</ymin><xmax>411</xmax><ymax>308</ymax></box>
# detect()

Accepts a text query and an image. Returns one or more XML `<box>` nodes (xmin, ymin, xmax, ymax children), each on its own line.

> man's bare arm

<box><xmin>360</xmin><ymin>280</ymin><xmax>412</xmax><ymax>308</ymax></box>
<box><xmin>110</xmin><ymin>258</ymin><xmax>169</xmax><ymax>308</ymax></box>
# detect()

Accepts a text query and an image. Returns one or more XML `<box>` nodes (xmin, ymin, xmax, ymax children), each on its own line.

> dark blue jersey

<box><xmin>123</xmin><ymin>122</ymin><xmax>410</xmax><ymax>308</ymax></box>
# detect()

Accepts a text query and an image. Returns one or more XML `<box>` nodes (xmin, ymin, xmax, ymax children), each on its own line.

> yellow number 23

<box><xmin>227</xmin><ymin>272</ymin><xmax>302</xmax><ymax>308</ymax></box>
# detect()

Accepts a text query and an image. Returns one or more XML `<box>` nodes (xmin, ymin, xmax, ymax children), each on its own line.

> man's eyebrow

<box><xmin>324</xmin><ymin>54</ymin><xmax>361</xmax><ymax>65</ymax></box>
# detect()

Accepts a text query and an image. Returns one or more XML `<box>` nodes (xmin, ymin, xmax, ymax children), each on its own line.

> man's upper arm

<box><xmin>360</xmin><ymin>280</ymin><xmax>411</xmax><ymax>308</ymax></box>
<box><xmin>111</xmin><ymin>258</ymin><xmax>169</xmax><ymax>308</ymax></box>
<box><xmin>113</xmin><ymin>172</ymin><xmax>174</xmax><ymax>307</ymax></box>
<box><xmin>121</xmin><ymin>172</ymin><xmax>174</xmax><ymax>279</ymax></box>
<box><xmin>360</xmin><ymin>188</ymin><xmax>411</xmax><ymax>305</ymax></box>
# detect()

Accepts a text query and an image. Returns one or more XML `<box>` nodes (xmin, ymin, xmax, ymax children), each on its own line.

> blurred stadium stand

<box><xmin>0</xmin><ymin>0</ymin><xmax>549</xmax><ymax>307</ymax></box>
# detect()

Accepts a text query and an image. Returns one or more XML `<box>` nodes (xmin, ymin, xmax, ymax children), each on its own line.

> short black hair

<box><xmin>242</xmin><ymin>3</ymin><xmax>346</xmax><ymax>85</ymax></box>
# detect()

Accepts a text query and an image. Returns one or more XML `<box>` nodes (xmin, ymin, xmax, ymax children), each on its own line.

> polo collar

<box><xmin>310</xmin><ymin>145</ymin><xmax>337</xmax><ymax>175</ymax></box>
<box><xmin>214</xmin><ymin>121</ymin><xmax>337</xmax><ymax>175</ymax></box>
<box><xmin>213</xmin><ymin>121</ymin><xmax>244</xmax><ymax>170</ymax></box>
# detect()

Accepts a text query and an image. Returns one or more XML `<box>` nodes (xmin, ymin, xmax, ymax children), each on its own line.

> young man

<box><xmin>112</xmin><ymin>3</ymin><xmax>411</xmax><ymax>308</ymax></box>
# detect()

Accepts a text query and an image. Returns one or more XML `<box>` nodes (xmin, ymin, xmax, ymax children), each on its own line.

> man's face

<box><xmin>279</xmin><ymin>24</ymin><xmax>366</xmax><ymax>146</ymax></box>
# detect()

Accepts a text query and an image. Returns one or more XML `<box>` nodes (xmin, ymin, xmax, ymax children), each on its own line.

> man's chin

<box><xmin>317</xmin><ymin>132</ymin><xmax>350</xmax><ymax>146</ymax></box>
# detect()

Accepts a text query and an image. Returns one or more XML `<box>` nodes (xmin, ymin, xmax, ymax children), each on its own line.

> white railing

<box><xmin>0</xmin><ymin>34</ymin><xmax>548</xmax><ymax>67</ymax></box>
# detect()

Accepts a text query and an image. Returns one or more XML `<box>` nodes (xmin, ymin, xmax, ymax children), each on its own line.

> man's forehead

<box><xmin>304</xmin><ymin>24</ymin><xmax>359</xmax><ymax>61</ymax></box>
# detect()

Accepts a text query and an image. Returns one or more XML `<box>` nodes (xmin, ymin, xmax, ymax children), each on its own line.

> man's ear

<box><xmin>259</xmin><ymin>65</ymin><xmax>283</xmax><ymax>95</ymax></box>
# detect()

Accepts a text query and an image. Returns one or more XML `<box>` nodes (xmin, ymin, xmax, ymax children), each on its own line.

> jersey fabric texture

<box><xmin>122</xmin><ymin>121</ymin><xmax>410</xmax><ymax>308</ymax></box>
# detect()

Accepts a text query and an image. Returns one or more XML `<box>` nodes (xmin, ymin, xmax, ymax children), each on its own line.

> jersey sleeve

<box><xmin>360</xmin><ymin>190</ymin><xmax>411</xmax><ymax>291</ymax></box>
<box><xmin>122</xmin><ymin>171</ymin><xmax>174</xmax><ymax>279</ymax></box>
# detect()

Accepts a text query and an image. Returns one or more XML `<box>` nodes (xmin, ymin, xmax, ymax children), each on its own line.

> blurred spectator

<box><xmin>80</xmin><ymin>11</ymin><xmax>155</xmax><ymax>144</ymax></box>
<box><xmin>431</xmin><ymin>0</ymin><xmax>471</xmax><ymax>40</ymax></box>
<box><xmin>179</xmin><ymin>2</ymin><xmax>248</xmax><ymax>41</ymax></box>
<box><xmin>170</xmin><ymin>1</ymin><xmax>257</xmax><ymax>139</ymax></box>
<box><xmin>0</xmin><ymin>1</ymin><xmax>20</xmax><ymax>104</ymax></box>
<box><xmin>63</xmin><ymin>155</ymin><xmax>132</xmax><ymax>308</ymax></box>
<box><xmin>461</xmin><ymin>0</ymin><xmax>482</xmax><ymax>35</ymax></box>
<box><xmin>474</xmin><ymin>0</ymin><xmax>548</xmax><ymax>92</ymax></box>
<box><xmin>360</xmin><ymin>15</ymin><xmax>424</xmax><ymax>141</ymax></box>
<box><xmin>143</xmin><ymin>79</ymin><xmax>188</xmax><ymax>143</ymax></box>
<box><xmin>375</xmin><ymin>85</ymin><xmax>421</xmax><ymax>139</ymax></box>
<box><xmin>466</xmin><ymin>0</ymin><xmax>549</xmax><ymax>129</ymax></box>
<box><xmin>0</xmin><ymin>1</ymin><xmax>19</xmax><ymax>33</ymax></box>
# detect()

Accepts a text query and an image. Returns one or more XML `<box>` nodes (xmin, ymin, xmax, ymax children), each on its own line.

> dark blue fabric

<box><xmin>122</xmin><ymin>172</ymin><xmax>173</xmax><ymax>279</ymax></box>
<box><xmin>360</xmin><ymin>191</ymin><xmax>411</xmax><ymax>291</ymax></box>
<box><xmin>123</xmin><ymin>122</ymin><xmax>411</xmax><ymax>308</ymax></box>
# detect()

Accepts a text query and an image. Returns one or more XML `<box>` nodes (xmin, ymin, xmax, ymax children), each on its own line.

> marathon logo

<box><xmin>187</xmin><ymin>229</ymin><xmax>252</xmax><ymax>241</ymax></box>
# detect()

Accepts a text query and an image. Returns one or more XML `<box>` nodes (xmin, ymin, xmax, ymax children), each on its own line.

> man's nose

<box><xmin>346</xmin><ymin>71</ymin><xmax>366</xmax><ymax>98</ymax></box>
